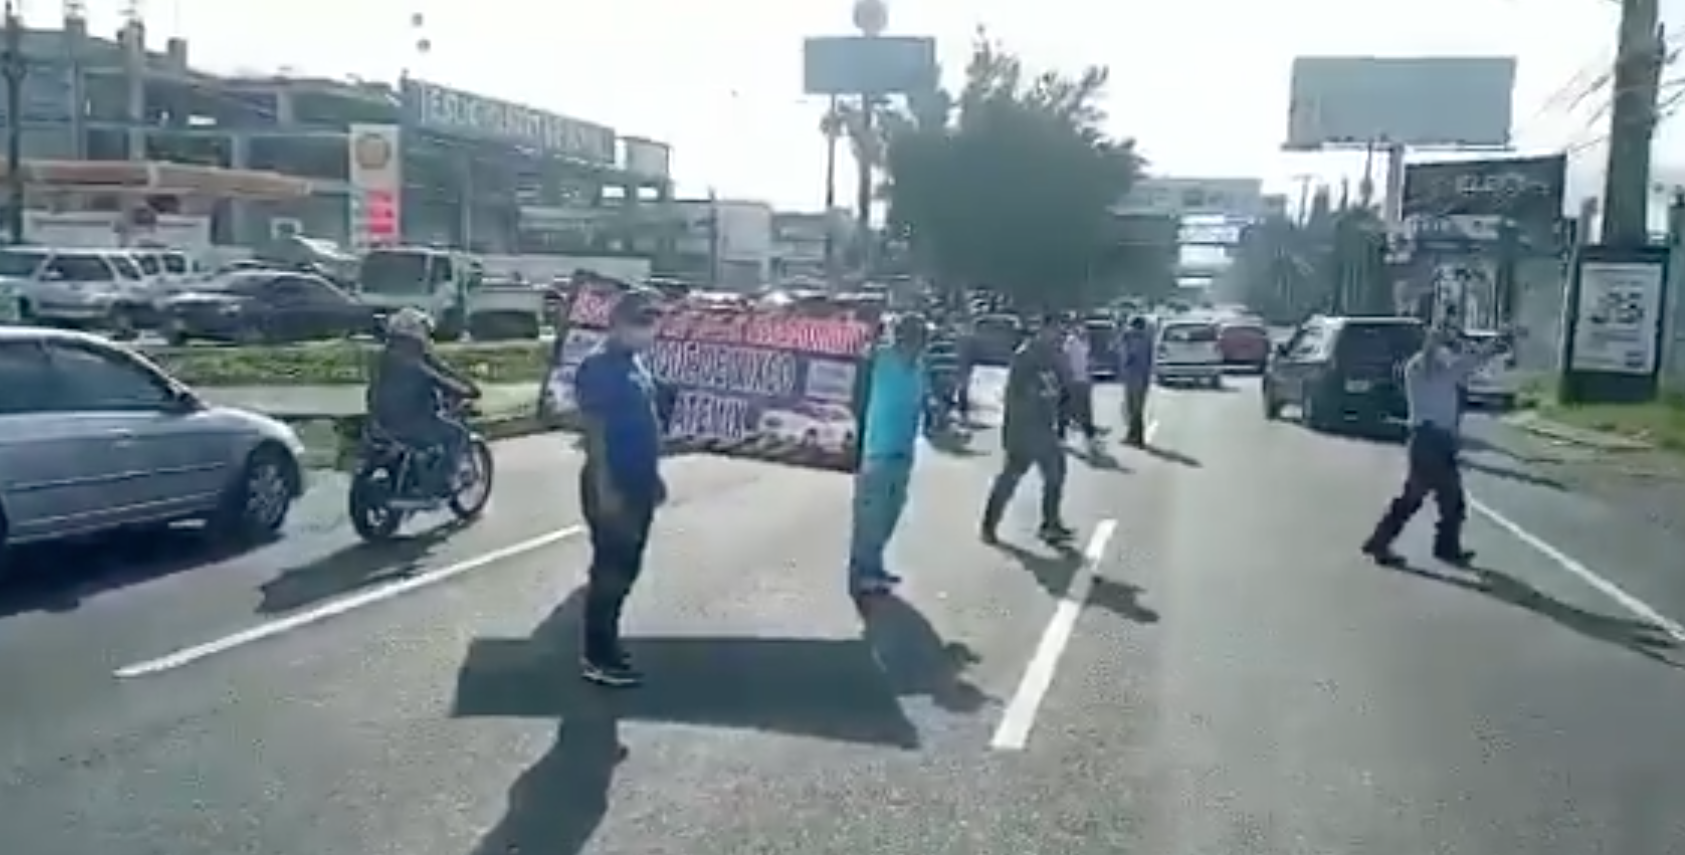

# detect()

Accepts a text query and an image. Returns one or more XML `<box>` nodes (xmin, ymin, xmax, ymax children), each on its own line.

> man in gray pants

<box><xmin>981</xmin><ymin>319</ymin><xmax>1074</xmax><ymax>545</ymax></box>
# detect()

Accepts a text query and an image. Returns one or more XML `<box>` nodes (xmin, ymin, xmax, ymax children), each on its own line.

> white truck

<box><xmin>354</xmin><ymin>246</ymin><xmax>545</xmax><ymax>340</ymax></box>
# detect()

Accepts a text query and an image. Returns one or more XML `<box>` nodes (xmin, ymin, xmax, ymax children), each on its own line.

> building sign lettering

<box><xmin>402</xmin><ymin>79</ymin><xmax>617</xmax><ymax>166</ymax></box>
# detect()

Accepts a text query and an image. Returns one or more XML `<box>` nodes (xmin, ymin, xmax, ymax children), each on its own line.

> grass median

<box><xmin>143</xmin><ymin>340</ymin><xmax>553</xmax><ymax>387</ymax></box>
<box><xmin>1520</xmin><ymin>377</ymin><xmax>1685</xmax><ymax>452</ymax></box>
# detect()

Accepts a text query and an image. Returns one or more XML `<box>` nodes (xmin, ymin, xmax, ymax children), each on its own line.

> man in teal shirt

<box><xmin>849</xmin><ymin>313</ymin><xmax>929</xmax><ymax>595</ymax></box>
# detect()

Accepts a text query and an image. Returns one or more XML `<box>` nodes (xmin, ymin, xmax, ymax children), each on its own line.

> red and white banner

<box><xmin>348</xmin><ymin>124</ymin><xmax>401</xmax><ymax>248</ymax></box>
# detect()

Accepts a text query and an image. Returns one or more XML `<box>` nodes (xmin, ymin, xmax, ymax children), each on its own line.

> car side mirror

<box><xmin>167</xmin><ymin>386</ymin><xmax>203</xmax><ymax>413</ymax></box>
<box><xmin>1274</xmin><ymin>342</ymin><xmax>1291</xmax><ymax>357</ymax></box>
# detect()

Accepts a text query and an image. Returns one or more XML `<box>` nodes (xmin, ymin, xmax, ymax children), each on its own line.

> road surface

<box><xmin>1</xmin><ymin>373</ymin><xmax>1682</xmax><ymax>855</ymax></box>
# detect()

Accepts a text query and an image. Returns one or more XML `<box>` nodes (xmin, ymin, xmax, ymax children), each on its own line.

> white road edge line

<box><xmin>1144</xmin><ymin>419</ymin><xmax>1160</xmax><ymax>444</ymax></box>
<box><xmin>1469</xmin><ymin>499</ymin><xmax>1685</xmax><ymax>643</ymax></box>
<box><xmin>990</xmin><ymin>518</ymin><xmax>1118</xmax><ymax>752</ymax></box>
<box><xmin>113</xmin><ymin>525</ymin><xmax>586</xmax><ymax>679</ymax></box>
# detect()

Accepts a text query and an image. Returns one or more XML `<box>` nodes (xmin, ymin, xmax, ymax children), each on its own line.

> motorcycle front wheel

<box><xmin>349</xmin><ymin>467</ymin><xmax>404</xmax><ymax>541</ymax></box>
<box><xmin>447</xmin><ymin>439</ymin><xmax>495</xmax><ymax>520</ymax></box>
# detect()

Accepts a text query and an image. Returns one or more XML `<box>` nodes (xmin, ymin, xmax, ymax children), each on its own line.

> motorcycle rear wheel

<box><xmin>349</xmin><ymin>468</ymin><xmax>404</xmax><ymax>541</ymax></box>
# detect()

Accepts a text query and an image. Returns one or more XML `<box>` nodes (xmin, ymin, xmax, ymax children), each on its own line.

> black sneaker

<box><xmin>581</xmin><ymin>658</ymin><xmax>642</xmax><ymax>688</ymax></box>
<box><xmin>1433</xmin><ymin>548</ymin><xmax>1476</xmax><ymax>568</ymax></box>
<box><xmin>1038</xmin><ymin>523</ymin><xmax>1075</xmax><ymax>544</ymax></box>
<box><xmin>1361</xmin><ymin>542</ymin><xmax>1406</xmax><ymax>567</ymax></box>
<box><xmin>980</xmin><ymin>525</ymin><xmax>1000</xmax><ymax>545</ymax></box>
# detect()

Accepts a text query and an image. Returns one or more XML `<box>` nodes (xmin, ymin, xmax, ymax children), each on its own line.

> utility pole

<box><xmin>1600</xmin><ymin>0</ymin><xmax>1664</xmax><ymax>246</ymax></box>
<box><xmin>3</xmin><ymin>0</ymin><xmax>25</xmax><ymax>245</ymax></box>
<box><xmin>705</xmin><ymin>187</ymin><xmax>721</xmax><ymax>288</ymax></box>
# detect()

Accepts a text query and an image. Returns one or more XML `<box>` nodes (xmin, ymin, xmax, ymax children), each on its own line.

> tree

<box><xmin>883</xmin><ymin>33</ymin><xmax>1143</xmax><ymax>311</ymax></box>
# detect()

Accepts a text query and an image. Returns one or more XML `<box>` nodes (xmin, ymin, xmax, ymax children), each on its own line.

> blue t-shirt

<box><xmin>573</xmin><ymin>343</ymin><xmax>663</xmax><ymax>502</ymax></box>
<box><xmin>862</xmin><ymin>348</ymin><xmax>925</xmax><ymax>459</ymax></box>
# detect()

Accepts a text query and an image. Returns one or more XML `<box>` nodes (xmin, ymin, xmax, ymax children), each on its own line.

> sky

<box><xmin>29</xmin><ymin>0</ymin><xmax>1685</xmax><ymax>218</ymax></box>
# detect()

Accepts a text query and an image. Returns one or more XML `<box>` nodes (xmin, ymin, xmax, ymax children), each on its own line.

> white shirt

<box><xmin>1063</xmin><ymin>334</ymin><xmax>1089</xmax><ymax>378</ymax></box>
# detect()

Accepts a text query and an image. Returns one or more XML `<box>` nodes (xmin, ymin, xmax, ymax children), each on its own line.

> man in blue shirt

<box><xmin>849</xmin><ymin>313</ymin><xmax>928</xmax><ymax>595</ymax></box>
<box><xmin>573</xmin><ymin>290</ymin><xmax>667</xmax><ymax>687</ymax></box>
<box><xmin>1117</xmin><ymin>315</ymin><xmax>1155</xmax><ymax>446</ymax></box>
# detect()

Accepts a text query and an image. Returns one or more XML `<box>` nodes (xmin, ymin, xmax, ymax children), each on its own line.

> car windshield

<box><xmin>205</xmin><ymin>273</ymin><xmax>277</xmax><ymax>296</ymax></box>
<box><xmin>1163</xmin><ymin>324</ymin><xmax>1217</xmax><ymax>343</ymax></box>
<box><xmin>107</xmin><ymin>255</ymin><xmax>143</xmax><ymax>280</ymax></box>
<box><xmin>133</xmin><ymin>254</ymin><xmax>162</xmax><ymax>275</ymax></box>
<box><xmin>1337</xmin><ymin>322</ymin><xmax>1424</xmax><ymax>363</ymax></box>
<box><xmin>0</xmin><ymin>249</ymin><xmax>47</xmax><ymax>277</ymax></box>
<box><xmin>161</xmin><ymin>253</ymin><xmax>188</xmax><ymax>274</ymax></box>
<box><xmin>360</xmin><ymin>251</ymin><xmax>430</xmax><ymax>295</ymax></box>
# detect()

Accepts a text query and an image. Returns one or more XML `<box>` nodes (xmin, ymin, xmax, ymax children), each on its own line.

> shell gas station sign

<box><xmin>348</xmin><ymin>124</ymin><xmax>402</xmax><ymax>248</ymax></box>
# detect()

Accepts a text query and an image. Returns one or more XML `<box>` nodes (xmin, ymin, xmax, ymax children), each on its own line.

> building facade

<box><xmin>3</xmin><ymin>13</ymin><xmax>674</xmax><ymax>252</ymax></box>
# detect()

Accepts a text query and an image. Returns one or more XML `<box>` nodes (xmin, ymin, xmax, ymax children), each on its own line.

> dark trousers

<box><xmin>1060</xmin><ymin>382</ymin><xmax>1097</xmax><ymax>439</ymax></box>
<box><xmin>395</xmin><ymin>416</ymin><xmax>469</xmax><ymax>493</ymax></box>
<box><xmin>1366</xmin><ymin>425</ymin><xmax>1466</xmax><ymax>553</ymax></box>
<box><xmin>579</xmin><ymin>464</ymin><xmax>655</xmax><ymax>665</ymax></box>
<box><xmin>1122</xmin><ymin>382</ymin><xmax>1149</xmax><ymax>445</ymax></box>
<box><xmin>982</xmin><ymin>443</ymin><xmax>1067</xmax><ymax>532</ymax></box>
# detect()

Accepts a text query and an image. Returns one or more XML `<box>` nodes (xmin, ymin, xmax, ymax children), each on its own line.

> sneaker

<box><xmin>581</xmin><ymin>658</ymin><xmax>642</xmax><ymax>688</ymax></box>
<box><xmin>1039</xmin><ymin>523</ymin><xmax>1075</xmax><ymax>544</ymax></box>
<box><xmin>1361</xmin><ymin>542</ymin><xmax>1406</xmax><ymax>567</ymax></box>
<box><xmin>979</xmin><ymin>525</ymin><xmax>1000</xmax><ymax>545</ymax></box>
<box><xmin>851</xmin><ymin>576</ymin><xmax>895</xmax><ymax>596</ymax></box>
<box><xmin>1433</xmin><ymin>547</ymin><xmax>1476</xmax><ymax>568</ymax></box>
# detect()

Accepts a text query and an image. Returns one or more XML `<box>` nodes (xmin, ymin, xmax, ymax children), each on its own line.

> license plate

<box><xmin>1344</xmin><ymin>380</ymin><xmax>1373</xmax><ymax>393</ymax></box>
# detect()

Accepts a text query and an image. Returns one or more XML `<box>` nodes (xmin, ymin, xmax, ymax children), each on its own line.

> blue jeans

<box><xmin>849</xmin><ymin>454</ymin><xmax>913</xmax><ymax>582</ymax></box>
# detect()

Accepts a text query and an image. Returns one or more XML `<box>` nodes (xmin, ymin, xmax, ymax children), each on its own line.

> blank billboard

<box><xmin>1112</xmin><ymin>177</ymin><xmax>1264</xmax><ymax>219</ymax></box>
<box><xmin>803</xmin><ymin>36</ymin><xmax>937</xmax><ymax>95</ymax></box>
<box><xmin>1284</xmin><ymin>56</ymin><xmax>1516</xmax><ymax>150</ymax></box>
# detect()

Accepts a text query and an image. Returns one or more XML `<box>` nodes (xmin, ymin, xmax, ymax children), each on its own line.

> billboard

<box><xmin>540</xmin><ymin>287</ymin><xmax>882</xmax><ymax>472</ymax></box>
<box><xmin>1112</xmin><ymin>177</ymin><xmax>1264</xmax><ymax>218</ymax></box>
<box><xmin>1284</xmin><ymin>56</ymin><xmax>1515</xmax><ymax>150</ymax></box>
<box><xmin>802</xmin><ymin>36</ymin><xmax>937</xmax><ymax>95</ymax></box>
<box><xmin>347</xmin><ymin>124</ymin><xmax>401</xmax><ymax>248</ymax></box>
<box><xmin>622</xmin><ymin>137</ymin><xmax>671</xmax><ymax>181</ymax></box>
<box><xmin>1401</xmin><ymin>154</ymin><xmax>1565</xmax><ymax>228</ymax></box>
<box><xmin>401</xmin><ymin>79</ymin><xmax>616</xmax><ymax>166</ymax></box>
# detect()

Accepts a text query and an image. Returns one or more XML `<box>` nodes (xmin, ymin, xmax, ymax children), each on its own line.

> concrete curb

<box><xmin>1502</xmin><ymin>410</ymin><xmax>1656</xmax><ymax>452</ymax></box>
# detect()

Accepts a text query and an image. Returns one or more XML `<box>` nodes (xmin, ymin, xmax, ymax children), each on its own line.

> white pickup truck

<box><xmin>355</xmin><ymin>246</ymin><xmax>545</xmax><ymax>340</ymax></box>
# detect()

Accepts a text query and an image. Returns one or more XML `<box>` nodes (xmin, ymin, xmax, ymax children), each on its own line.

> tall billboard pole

<box><xmin>1600</xmin><ymin>3</ymin><xmax>1663</xmax><ymax>246</ymax></box>
<box><xmin>851</xmin><ymin>0</ymin><xmax>886</xmax><ymax>272</ymax></box>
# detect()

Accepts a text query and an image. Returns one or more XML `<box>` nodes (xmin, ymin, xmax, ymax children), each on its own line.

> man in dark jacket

<box><xmin>980</xmin><ymin>317</ymin><xmax>1074</xmax><ymax>545</ymax></box>
<box><xmin>366</xmin><ymin>307</ymin><xmax>481</xmax><ymax>492</ymax></box>
<box><xmin>1118</xmin><ymin>315</ymin><xmax>1155</xmax><ymax>446</ymax></box>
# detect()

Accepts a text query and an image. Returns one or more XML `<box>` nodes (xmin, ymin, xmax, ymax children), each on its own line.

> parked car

<box><xmin>1460</xmin><ymin>328</ymin><xmax>1521</xmax><ymax>410</ymax></box>
<box><xmin>0</xmin><ymin>246</ymin><xmax>151</xmax><ymax>331</ymax></box>
<box><xmin>1262</xmin><ymin>315</ymin><xmax>1424</xmax><ymax>432</ymax></box>
<box><xmin>0</xmin><ymin>326</ymin><xmax>307</xmax><ymax>568</ymax></box>
<box><xmin>1085</xmin><ymin>318</ymin><xmax>1119</xmax><ymax>380</ymax></box>
<box><xmin>1217</xmin><ymin>320</ymin><xmax>1271</xmax><ymax>372</ymax></box>
<box><xmin>1153</xmin><ymin>320</ymin><xmax>1224</xmax><ymax>387</ymax></box>
<box><xmin>160</xmin><ymin>270</ymin><xmax>380</xmax><ymax>345</ymax></box>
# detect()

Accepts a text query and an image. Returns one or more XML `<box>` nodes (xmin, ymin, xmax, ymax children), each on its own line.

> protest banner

<box><xmin>539</xmin><ymin>286</ymin><xmax>882</xmax><ymax>472</ymax></box>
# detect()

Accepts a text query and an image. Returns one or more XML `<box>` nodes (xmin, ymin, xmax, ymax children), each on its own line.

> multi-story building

<box><xmin>3</xmin><ymin>12</ymin><xmax>673</xmax><ymax>251</ymax></box>
<box><xmin>771</xmin><ymin>210</ymin><xmax>849</xmax><ymax>283</ymax></box>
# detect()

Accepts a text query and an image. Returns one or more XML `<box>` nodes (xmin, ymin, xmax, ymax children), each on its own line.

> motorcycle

<box><xmin>348</xmin><ymin>400</ymin><xmax>495</xmax><ymax>542</ymax></box>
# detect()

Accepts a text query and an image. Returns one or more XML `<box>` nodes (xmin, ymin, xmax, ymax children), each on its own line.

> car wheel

<box><xmin>1261</xmin><ymin>382</ymin><xmax>1282</xmax><ymax>419</ymax></box>
<box><xmin>210</xmin><ymin>444</ymin><xmax>297</xmax><ymax>542</ymax></box>
<box><xmin>1300</xmin><ymin>388</ymin><xmax>1330</xmax><ymax>432</ymax></box>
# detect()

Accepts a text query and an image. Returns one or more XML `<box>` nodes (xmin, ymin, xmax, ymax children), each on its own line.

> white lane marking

<box><xmin>1469</xmin><ymin>500</ymin><xmax>1685</xmax><ymax>643</ymax></box>
<box><xmin>114</xmin><ymin>525</ymin><xmax>586</xmax><ymax>678</ymax></box>
<box><xmin>991</xmin><ymin>518</ymin><xmax>1118</xmax><ymax>751</ymax></box>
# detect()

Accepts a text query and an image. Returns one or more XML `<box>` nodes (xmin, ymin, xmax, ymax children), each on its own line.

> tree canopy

<box><xmin>883</xmin><ymin>33</ymin><xmax>1144</xmax><ymax>311</ymax></box>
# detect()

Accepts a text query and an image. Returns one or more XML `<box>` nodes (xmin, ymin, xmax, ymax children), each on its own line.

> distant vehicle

<box><xmin>160</xmin><ymin>270</ymin><xmax>380</xmax><ymax>345</ymax></box>
<box><xmin>1459</xmin><ymin>329</ymin><xmax>1520</xmax><ymax>410</ymax></box>
<box><xmin>1154</xmin><ymin>320</ymin><xmax>1223</xmax><ymax>388</ymax></box>
<box><xmin>0</xmin><ymin>326</ymin><xmax>306</xmax><ymax>566</ymax></box>
<box><xmin>1085</xmin><ymin>318</ymin><xmax>1119</xmax><ymax>380</ymax></box>
<box><xmin>970</xmin><ymin>313</ymin><xmax>1023</xmax><ymax>366</ymax></box>
<box><xmin>0</xmin><ymin>246</ymin><xmax>151</xmax><ymax>331</ymax></box>
<box><xmin>1217</xmin><ymin>320</ymin><xmax>1271</xmax><ymax>372</ymax></box>
<box><xmin>1262</xmin><ymin>315</ymin><xmax>1424</xmax><ymax>432</ymax></box>
<box><xmin>357</xmin><ymin>246</ymin><xmax>545</xmax><ymax>341</ymax></box>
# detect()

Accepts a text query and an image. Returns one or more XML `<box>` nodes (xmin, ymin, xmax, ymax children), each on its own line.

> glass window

<box><xmin>0</xmin><ymin>340</ymin><xmax>56</xmax><ymax>415</ymax></box>
<box><xmin>161</xmin><ymin>253</ymin><xmax>189</xmax><ymax>274</ymax></box>
<box><xmin>45</xmin><ymin>254</ymin><xmax>116</xmax><ymax>282</ymax></box>
<box><xmin>47</xmin><ymin>343</ymin><xmax>173</xmax><ymax>411</ymax></box>
<box><xmin>1286</xmin><ymin>323</ymin><xmax>1326</xmax><ymax>359</ymax></box>
<box><xmin>358</xmin><ymin>250</ymin><xmax>429</xmax><ymax>294</ymax></box>
<box><xmin>0</xmin><ymin>249</ymin><xmax>48</xmax><ymax>277</ymax></box>
<box><xmin>108</xmin><ymin>254</ymin><xmax>144</xmax><ymax>280</ymax></box>
<box><xmin>132</xmin><ymin>253</ymin><xmax>163</xmax><ymax>275</ymax></box>
<box><xmin>223</xmin><ymin>273</ymin><xmax>283</xmax><ymax>298</ymax></box>
<box><xmin>1336</xmin><ymin>322</ymin><xmax>1424</xmax><ymax>364</ymax></box>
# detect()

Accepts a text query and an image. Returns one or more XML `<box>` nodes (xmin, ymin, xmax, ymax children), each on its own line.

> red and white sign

<box><xmin>348</xmin><ymin>124</ymin><xmax>402</xmax><ymax>247</ymax></box>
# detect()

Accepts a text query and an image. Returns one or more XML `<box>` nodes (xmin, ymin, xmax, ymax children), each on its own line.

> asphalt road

<box><xmin>2</xmin><ymin>372</ymin><xmax>1684</xmax><ymax>854</ymax></box>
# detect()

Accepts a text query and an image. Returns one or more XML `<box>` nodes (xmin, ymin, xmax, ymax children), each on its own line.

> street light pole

<box><xmin>3</xmin><ymin>1</ymin><xmax>25</xmax><ymax>245</ymax></box>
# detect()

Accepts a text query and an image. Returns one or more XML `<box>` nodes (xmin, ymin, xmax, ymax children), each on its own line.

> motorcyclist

<box><xmin>366</xmin><ymin>307</ymin><xmax>481</xmax><ymax>494</ymax></box>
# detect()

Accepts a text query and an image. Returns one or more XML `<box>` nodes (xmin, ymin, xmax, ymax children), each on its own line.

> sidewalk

<box><xmin>201</xmin><ymin>382</ymin><xmax>536</xmax><ymax>418</ymax></box>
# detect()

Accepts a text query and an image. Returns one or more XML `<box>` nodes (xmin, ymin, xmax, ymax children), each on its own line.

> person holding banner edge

<box><xmin>849</xmin><ymin>312</ymin><xmax>929</xmax><ymax>596</ymax></box>
<box><xmin>573</xmin><ymin>291</ymin><xmax>668</xmax><ymax>687</ymax></box>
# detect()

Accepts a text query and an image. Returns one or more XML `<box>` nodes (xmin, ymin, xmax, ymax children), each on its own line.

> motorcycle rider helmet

<box><xmin>385</xmin><ymin>307</ymin><xmax>433</xmax><ymax>341</ymax></box>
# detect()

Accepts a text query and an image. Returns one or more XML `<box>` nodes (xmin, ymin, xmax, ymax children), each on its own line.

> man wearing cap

<box><xmin>572</xmin><ymin>290</ymin><xmax>666</xmax><ymax>687</ymax></box>
<box><xmin>849</xmin><ymin>313</ymin><xmax>929</xmax><ymax>595</ymax></box>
